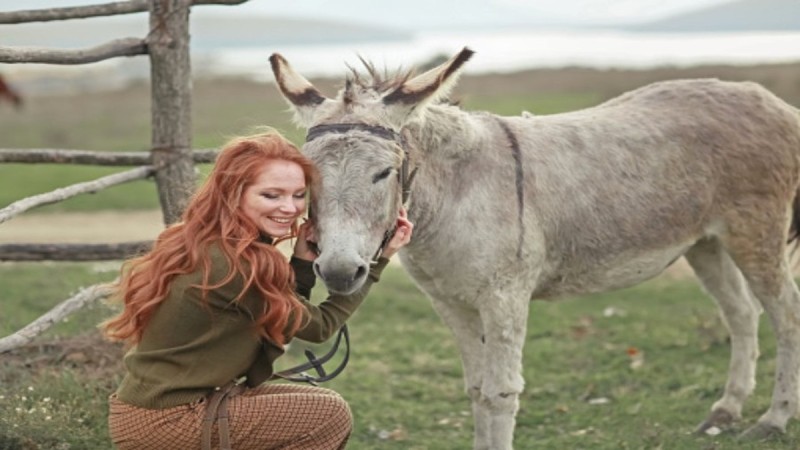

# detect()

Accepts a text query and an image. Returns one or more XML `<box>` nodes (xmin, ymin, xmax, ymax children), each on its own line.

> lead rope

<box><xmin>269</xmin><ymin>324</ymin><xmax>351</xmax><ymax>385</ymax></box>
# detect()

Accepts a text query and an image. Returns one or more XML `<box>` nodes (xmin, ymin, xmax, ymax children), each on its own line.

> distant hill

<box><xmin>190</xmin><ymin>15</ymin><xmax>411</xmax><ymax>49</ymax></box>
<box><xmin>631</xmin><ymin>0</ymin><xmax>800</xmax><ymax>32</ymax></box>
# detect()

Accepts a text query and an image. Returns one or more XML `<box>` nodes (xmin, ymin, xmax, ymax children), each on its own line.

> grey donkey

<box><xmin>270</xmin><ymin>47</ymin><xmax>800</xmax><ymax>448</ymax></box>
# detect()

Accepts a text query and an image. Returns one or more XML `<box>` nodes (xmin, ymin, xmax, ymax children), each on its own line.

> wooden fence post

<box><xmin>148</xmin><ymin>0</ymin><xmax>195</xmax><ymax>225</ymax></box>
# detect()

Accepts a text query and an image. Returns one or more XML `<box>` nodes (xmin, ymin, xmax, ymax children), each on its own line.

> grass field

<box><xmin>3</xmin><ymin>62</ymin><xmax>800</xmax><ymax>449</ymax></box>
<box><xmin>1</xmin><ymin>262</ymin><xmax>798</xmax><ymax>449</ymax></box>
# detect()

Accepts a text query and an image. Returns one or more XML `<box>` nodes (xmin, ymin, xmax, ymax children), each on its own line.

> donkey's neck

<box><xmin>404</xmin><ymin>105</ymin><xmax>495</xmax><ymax>240</ymax></box>
<box><xmin>407</xmin><ymin>104</ymin><xmax>489</xmax><ymax>158</ymax></box>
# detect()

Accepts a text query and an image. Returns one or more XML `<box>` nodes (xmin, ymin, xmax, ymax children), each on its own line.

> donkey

<box><xmin>269</xmin><ymin>48</ymin><xmax>800</xmax><ymax>448</ymax></box>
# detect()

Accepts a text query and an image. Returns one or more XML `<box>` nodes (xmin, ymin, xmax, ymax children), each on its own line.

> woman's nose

<box><xmin>279</xmin><ymin>197</ymin><xmax>298</xmax><ymax>213</ymax></box>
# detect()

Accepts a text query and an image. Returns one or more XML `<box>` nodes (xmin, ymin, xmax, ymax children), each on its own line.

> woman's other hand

<box><xmin>293</xmin><ymin>220</ymin><xmax>319</xmax><ymax>261</ymax></box>
<box><xmin>382</xmin><ymin>207</ymin><xmax>413</xmax><ymax>259</ymax></box>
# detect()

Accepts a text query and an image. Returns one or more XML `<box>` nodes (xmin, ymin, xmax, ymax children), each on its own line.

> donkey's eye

<box><xmin>372</xmin><ymin>167</ymin><xmax>393</xmax><ymax>183</ymax></box>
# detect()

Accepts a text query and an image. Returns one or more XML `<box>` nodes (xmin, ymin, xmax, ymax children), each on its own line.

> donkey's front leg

<box><xmin>478</xmin><ymin>287</ymin><xmax>531</xmax><ymax>450</ymax></box>
<box><xmin>430</xmin><ymin>298</ymin><xmax>492</xmax><ymax>449</ymax></box>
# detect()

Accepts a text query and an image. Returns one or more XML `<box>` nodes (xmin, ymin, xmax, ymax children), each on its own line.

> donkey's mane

<box><xmin>342</xmin><ymin>59</ymin><xmax>461</xmax><ymax>107</ymax></box>
<box><xmin>342</xmin><ymin>57</ymin><xmax>414</xmax><ymax>103</ymax></box>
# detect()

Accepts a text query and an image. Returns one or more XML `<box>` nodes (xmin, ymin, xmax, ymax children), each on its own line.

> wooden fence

<box><xmin>0</xmin><ymin>0</ymin><xmax>248</xmax><ymax>353</ymax></box>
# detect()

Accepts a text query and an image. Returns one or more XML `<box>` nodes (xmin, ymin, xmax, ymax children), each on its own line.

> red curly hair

<box><xmin>102</xmin><ymin>131</ymin><xmax>317</xmax><ymax>346</ymax></box>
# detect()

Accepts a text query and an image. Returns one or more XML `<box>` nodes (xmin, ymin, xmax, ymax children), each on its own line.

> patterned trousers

<box><xmin>109</xmin><ymin>383</ymin><xmax>353</xmax><ymax>449</ymax></box>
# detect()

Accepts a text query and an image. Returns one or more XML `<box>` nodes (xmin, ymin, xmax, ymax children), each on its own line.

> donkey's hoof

<box><xmin>694</xmin><ymin>409</ymin><xmax>736</xmax><ymax>435</ymax></box>
<box><xmin>737</xmin><ymin>423</ymin><xmax>783</xmax><ymax>441</ymax></box>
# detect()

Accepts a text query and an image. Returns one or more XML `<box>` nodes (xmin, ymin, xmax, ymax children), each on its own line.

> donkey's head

<box><xmin>269</xmin><ymin>48</ymin><xmax>473</xmax><ymax>294</ymax></box>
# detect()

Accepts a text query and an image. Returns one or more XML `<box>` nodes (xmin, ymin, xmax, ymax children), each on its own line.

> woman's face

<box><xmin>241</xmin><ymin>159</ymin><xmax>307</xmax><ymax>238</ymax></box>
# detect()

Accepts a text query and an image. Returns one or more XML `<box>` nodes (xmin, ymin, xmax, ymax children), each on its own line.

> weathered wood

<box><xmin>0</xmin><ymin>38</ymin><xmax>147</xmax><ymax>64</ymax></box>
<box><xmin>0</xmin><ymin>241</ymin><xmax>153</xmax><ymax>261</ymax></box>
<box><xmin>0</xmin><ymin>166</ymin><xmax>153</xmax><ymax>224</ymax></box>
<box><xmin>0</xmin><ymin>148</ymin><xmax>219</xmax><ymax>165</ymax></box>
<box><xmin>0</xmin><ymin>283</ymin><xmax>115</xmax><ymax>354</ymax></box>
<box><xmin>149</xmin><ymin>0</ymin><xmax>195</xmax><ymax>225</ymax></box>
<box><xmin>0</xmin><ymin>1</ymin><xmax>149</xmax><ymax>24</ymax></box>
<box><xmin>0</xmin><ymin>0</ymin><xmax>248</xmax><ymax>24</ymax></box>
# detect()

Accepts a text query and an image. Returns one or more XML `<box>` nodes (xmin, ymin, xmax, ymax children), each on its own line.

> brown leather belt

<box><xmin>201</xmin><ymin>380</ymin><xmax>247</xmax><ymax>450</ymax></box>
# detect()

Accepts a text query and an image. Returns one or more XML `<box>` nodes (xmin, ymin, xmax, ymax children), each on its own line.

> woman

<box><xmin>102</xmin><ymin>131</ymin><xmax>413</xmax><ymax>449</ymax></box>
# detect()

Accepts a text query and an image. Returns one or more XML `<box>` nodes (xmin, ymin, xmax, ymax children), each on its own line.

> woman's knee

<box><xmin>327</xmin><ymin>395</ymin><xmax>353</xmax><ymax>431</ymax></box>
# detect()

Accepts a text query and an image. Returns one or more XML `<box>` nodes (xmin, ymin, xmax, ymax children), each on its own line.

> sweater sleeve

<box><xmin>290</xmin><ymin>257</ymin><xmax>389</xmax><ymax>343</ymax></box>
<box><xmin>290</xmin><ymin>256</ymin><xmax>316</xmax><ymax>300</ymax></box>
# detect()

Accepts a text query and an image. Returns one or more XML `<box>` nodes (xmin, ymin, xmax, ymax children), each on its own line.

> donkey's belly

<box><xmin>399</xmin><ymin>251</ymin><xmax>502</xmax><ymax>306</ymax></box>
<box><xmin>534</xmin><ymin>243</ymin><xmax>693</xmax><ymax>299</ymax></box>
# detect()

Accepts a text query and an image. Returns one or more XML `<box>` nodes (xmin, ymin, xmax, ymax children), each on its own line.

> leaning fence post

<box><xmin>148</xmin><ymin>0</ymin><xmax>195</xmax><ymax>225</ymax></box>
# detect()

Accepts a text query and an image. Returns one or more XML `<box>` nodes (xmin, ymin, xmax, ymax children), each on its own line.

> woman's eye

<box><xmin>293</xmin><ymin>192</ymin><xmax>307</xmax><ymax>199</ymax></box>
<box><xmin>372</xmin><ymin>167</ymin><xmax>393</xmax><ymax>183</ymax></box>
<box><xmin>261</xmin><ymin>193</ymin><xmax>278</xmax><ymax>200</ymax></box>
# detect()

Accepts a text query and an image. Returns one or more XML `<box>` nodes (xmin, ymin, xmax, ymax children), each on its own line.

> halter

<box><xmin>306</xmin><ymin>122</ymin><xmax>417</xmax><ymax>263</ymax></box>
<box><xmin>274</xmin><ymin>123</ymin><xmax>416</xmax><ymax>386</ymax></box>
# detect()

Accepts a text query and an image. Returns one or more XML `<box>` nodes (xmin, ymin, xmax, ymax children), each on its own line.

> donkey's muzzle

<box><xmin>313</xmin><ymin>256</ymin><xmax>368</xmax><ymax>295</ymax></box>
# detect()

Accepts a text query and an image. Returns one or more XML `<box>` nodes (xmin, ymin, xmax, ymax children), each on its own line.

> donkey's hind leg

<box><xmin>723</xmin><ymin>215</ymin><xmax>800</xmax><ymax>439</ymax></box>
<box><xmin>684</xmin><ymin>237</ymin><xmax>762</xmax><ymax>433</ymax></box>
<box><xmin>429</xmin><ymin>298</ymin><xmax>491</xmax><ymax>450</ymax></box>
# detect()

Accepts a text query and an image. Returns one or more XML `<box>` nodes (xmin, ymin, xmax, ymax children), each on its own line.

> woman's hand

<box><xmin>382</xmin><ymin>208</ymin><xmax>414</xmax><ymax>259</ymax></box>
<box><xmin>293</xmin><ymin>220</ymin><xmax>319</xmax><ymax>261</ymax></box>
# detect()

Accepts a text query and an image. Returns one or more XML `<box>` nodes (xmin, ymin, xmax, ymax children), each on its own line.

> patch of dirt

<box><xmin>2</xmin><ymin>331</ymin><xmax>125</xmax><ymax>383</ymax></box>
<box><xmin>0</xmin><ymin>210</ymin><xmax>165</xmax><ymax>244</ymax></box>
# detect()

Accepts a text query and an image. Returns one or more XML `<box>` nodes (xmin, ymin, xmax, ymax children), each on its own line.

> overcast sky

<box><xmin>224</xmin><ymin>0</ymin><xmax>735</xmax><ymax>25</ymax></box>
<box><xmin>3</xmin><ymin>0</ymin><xmax>737</xmax><ymax>28</ymax></box>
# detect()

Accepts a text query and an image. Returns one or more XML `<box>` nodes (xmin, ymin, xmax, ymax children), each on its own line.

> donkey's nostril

<box><xmin>353</xmin><ymin>264</ymin><xmax>367</xmax><ymax>282</ymax></box>
<box><xmin>313</xmin><ymin>262</ymin><xmax>324</xmax><ymax>280</ymax></box>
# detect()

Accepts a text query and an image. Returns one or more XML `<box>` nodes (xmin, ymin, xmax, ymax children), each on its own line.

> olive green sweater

<box><xmin>115</xmin><ymin>245</ymin><xmax>388</xmax><ymax>409</ymax></box>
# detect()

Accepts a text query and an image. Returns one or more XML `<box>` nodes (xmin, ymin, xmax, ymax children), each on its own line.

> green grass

<box><xmin>0</xmin><ymin>261</ymin><xmax>117</xmax><ymax>336</ymax></box>
<box><xmin>2</xmin><ymin>263</ymin><xmax>798</xmax><ymax>449</ymax></box>
<box><xmin>0</xmin><ymin>164</ymin><xmax>161</xmax><ymax>212</ymax></box>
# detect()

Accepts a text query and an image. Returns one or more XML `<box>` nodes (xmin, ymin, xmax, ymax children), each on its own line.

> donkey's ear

<box><xmin>269</xmin><ymin>53</ymin><xmax>330</xmax><ymax>126</ymax></box>
<box><xmin>383</xmin><ymin>47</ymin><xmax>474</xmax><ymax>110</ymax></box>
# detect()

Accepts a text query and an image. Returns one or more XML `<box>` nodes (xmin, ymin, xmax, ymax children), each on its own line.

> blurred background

<box><xmin>3</xmin><ymin>3</ymin><xmax>800</xmax><ymax>448</ymax></box>
<box><xmin>4</xmin><ymin>0</ymin><xmax>800</xmax><ymax>90</ymax></box>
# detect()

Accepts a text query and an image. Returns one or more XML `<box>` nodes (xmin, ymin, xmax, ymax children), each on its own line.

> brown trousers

<box><xmin>109</xmin><ymin>384</ymin><xmax>352</xmax><ymax>449</ymax></box>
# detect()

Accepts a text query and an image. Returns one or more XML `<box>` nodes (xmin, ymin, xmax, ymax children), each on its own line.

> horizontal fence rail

<box><xmin>0</xmin><ymin>148</ymin><xmax>219</xmax><ymax>165</ymax></box>
<box><xmin>0</xmin><ymin>0</ymin><xmax>247</xmax><ymax>24</ymax></box>
<box><xmin>0</xmin><ymin>38</ymin><xmax>148</xmax><ymax>64</ymax></box>
<box><xmin>0</xmin><ymin>242</ymin><xmax>152</xmax><ymax>261</ymax></box>
<box><xmin>0</xmin><ymin>282</ymin><xmax>115</xmax><ymax>354</ymax></box>
<box><xmin>0</xmin><ymin>166</ymin><xmax>154</xmax><ymax>224</ymax></box>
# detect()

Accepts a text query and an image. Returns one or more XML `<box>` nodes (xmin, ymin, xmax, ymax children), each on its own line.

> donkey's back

<box><xmin>520</xmin><ymin>78</ymin><xmax>800</xmax><ymax>298</ymax></box>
